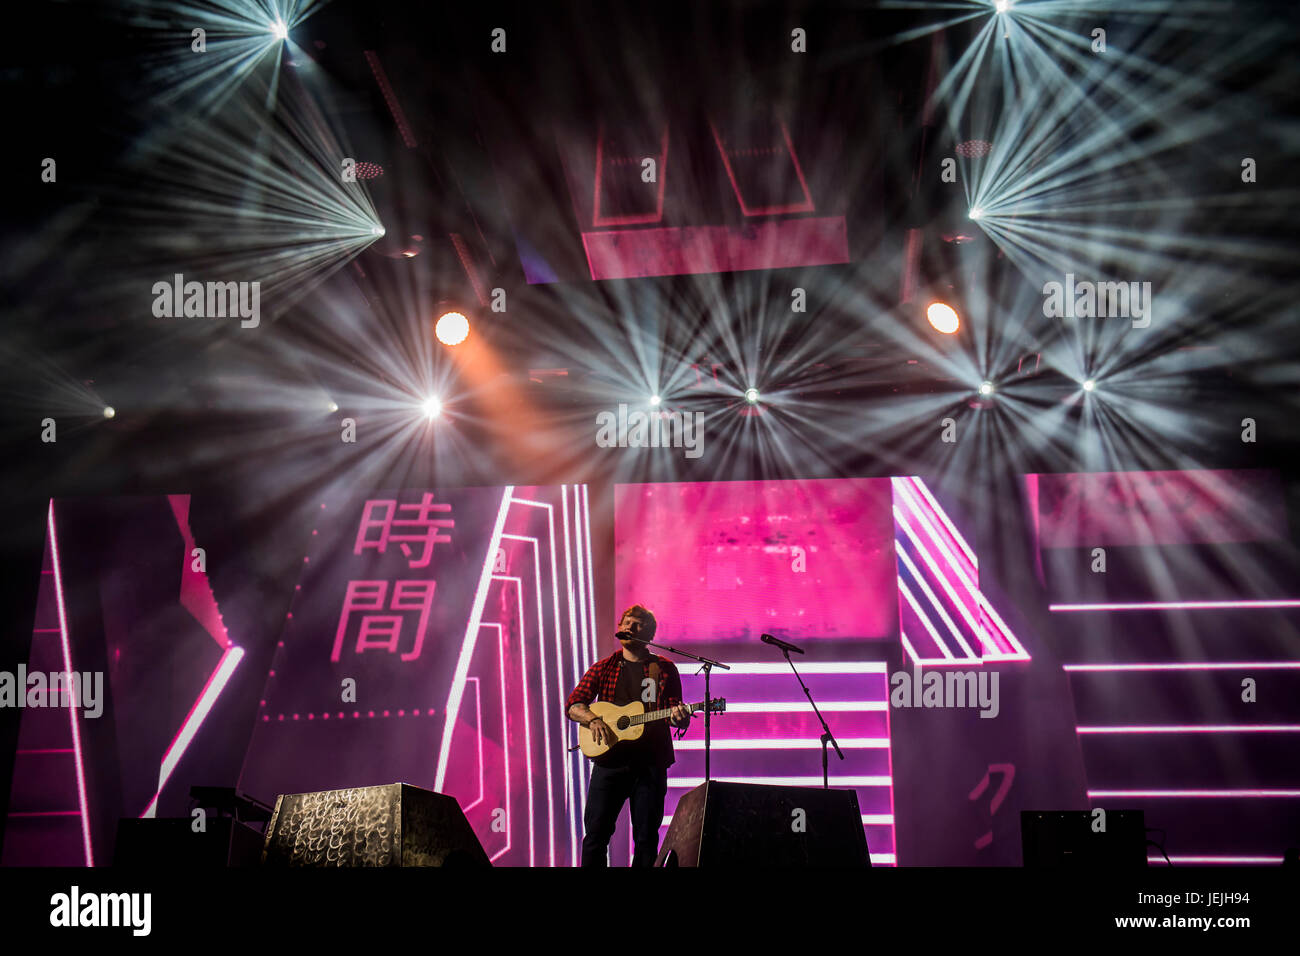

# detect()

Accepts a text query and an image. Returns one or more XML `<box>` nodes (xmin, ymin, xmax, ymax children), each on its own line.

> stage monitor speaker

<box><xmin>656</xmin><ymin>781</ymin><xmax>870</xmax><ymax>867</ymax></box>
<box><xmin>261</xmin><ymin>783</ymin><xmax>490</xmax><ymax>867</ymax></box>
<box><xmin>1020</xmin><ymin>810</ymin><xmax>1148</xmax><ymax>867</ymax></box>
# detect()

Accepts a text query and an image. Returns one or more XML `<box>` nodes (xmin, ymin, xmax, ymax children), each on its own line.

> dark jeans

<box><xmin>581</xmin><ymin>762</ymin><xmax>668</xmax><ymax>867</ymax></box>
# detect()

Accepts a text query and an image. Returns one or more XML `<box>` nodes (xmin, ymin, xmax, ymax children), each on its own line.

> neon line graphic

<box><xmin>143</xmin><ymin>644</ymin><xmax>245</xmax><ymax>818</ymax></box>
<box><xmin>673</xmin><ymin>737</ymin><xmax>891</xmax><ymax>750</ymax></box>
<box><xmin>907</xmin><ymin>477</ymin><xmax>978</xmax><ymax>569</ymax></box>
<box><xmin>721</xmin><ymin>701</ymin><xmax>889</xmax><ymax>713</ymax></box>
<box><xmin>509</xmin><ymin>495</ymin><xmax>566</xmax><ymax>865</ymax></box>
<box><xmin>1051</xmin><ymin>600</ymin><xmax>1300</xmax><ymax>612</ymax></box>
<box><xmin>167</xmin><ymin>494</ymin><xmax>231</xmax><ymax>650</ymax></box>
<box><xmin>478</xmin><ymin>623</ymin><xmax>511</xmax><ymax>863</ymax></box>
<box><xmin>669</xmin><ymin>776</ymin><xmax>892</xmax><ymax>788</ymax></box>
<box><xmin>972</xmin><ymin>593</ymin><xmax>1030</xmax><ymax>660</ymax></box>
<box><xmin>869</xmin><ymin>853</ymin><xmax>897</xmax><ymax>865</ymax></box>
<box><xmin>708</xmin><ymin>117</ymin><xmax>815</xmax><ymax>216</ymax></box>
<box><xmin>899</xmin><ymin>580</ymin><xmax>956</xmax><ymax>661</ymax></box>
<box><xmin>579</xmin><ymin>485</ymin><xmax>598</xmax><ymax>833</ymax></box>
<box><xmin>566</xmin><ymin>487</ymin><xmax>590</xmax><ymax>855</ymax></box>
<box><xmin>501</xmin><ymin>530</ymin><xmax>556</xmax><ymax>866</ymax></box>
<box><xmin>1088</xmin><ymin>789</ymin><xmax>1300</xmax><ymax>798</ymax></box>
<box><xmin>435</xmin><ymin>486</ymin><xmax>514</xmax><ymax>793</ymax></box>
<box><xmin>1150</xmin><ymin>855</ymin><xmax>1285</xmax><ymax>865</ymax></box>
<box><xmin>899</xmin><ymin>632</ymin><xmax>924</xmax><ymax>666</ymax></box>
<box><xmin>1077</xmin><ymin>725</ymin><xmax>1300</xmax><ymax>734</ymax></box>
<box><xmin>883</xmin><ymin>654</ymin><xmax>896</xmax><ymax>866</ymax></box>
<box><xmin>48</xmin><ymin>499</ymin><xmax>93</xmax><ymax>866</ymax></box>
<box><xmin>460</xmin><ymin>677</ymin><xmax>485</xmax><ymax>813</ymax></box>
<box><xmin>593</xmin><ymin>123</ymin><xmax>669</xmax><ymax>227</ymax></box>
<box><xmin>894</xmin><ymin>509</ymin><xmax>984</xmax><ymax>639</ymax></box>
<box><xmin>494</xmin><ymin>623</ymin><xmax>511</xmax><ymax>863</ymax></box>
<box><xmin>899</xmin><ymin>553</ymin><xmax>973</xmax><ymax>660</ymax></box>
<box><xmin>572</xmin><ymin>487</ymin><xmax>591</xmax><ymax>682</ymax></box>
<box><xmin>891</xmin><ymin>478</ymin><xmax>1029</xmax><ymax>662</ymax></box>
<box><xmin>491</xmin><ymin>575</ymin><xmax>536</xmax><ymax>866</ymax></box>
<box><xmin>582</xmin><ymin>485</ymin><xmax>599</xmax><ymax>666</ymax></box>
<box><xmin>895</xmin><ymin>480</ymin><xmax>977</xmax><ymax>590</ymax></box>
<box><xmin>1064</xmin><ymin>662</ymin><xmax>1300</xmax><ymax>671</ymax></box>
<box><xmin>559</xmin><ymin>486</ymin><xmax>579</xmax><ymax>864</ymax></box>
<box><xmin>720</xmin><ymin>662</ymin><xmax>889</xmax><ymax>675</ymax></box>
<box><xmin>663</xmin><ymin>811</ymin><xmax>895</xmax><ymax>825</ymax></box>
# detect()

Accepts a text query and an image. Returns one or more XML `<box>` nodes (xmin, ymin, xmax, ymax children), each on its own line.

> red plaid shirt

<box><xmin>567</xmin><ymin>650</ymin><xmax>683</xmax><ymax>712</ymax></box>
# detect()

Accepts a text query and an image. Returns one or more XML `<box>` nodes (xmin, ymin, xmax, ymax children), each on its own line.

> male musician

<box><xmin>567</xmin><ymin>604</ymin><xmax>691</xmax><ymax>866</ymax></box>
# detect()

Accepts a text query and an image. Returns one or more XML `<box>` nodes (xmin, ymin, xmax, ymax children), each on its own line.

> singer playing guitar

<box><xmin>567</xmin><ymin>604</ymin><xmax>691</xmax><ymax>866</ymax></box>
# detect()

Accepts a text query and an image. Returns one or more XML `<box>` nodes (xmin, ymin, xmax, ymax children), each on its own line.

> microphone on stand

<box><xmin>760</xmin><ymin>633</ymin><xmax>805</xmax><ymax>655</ymax></box>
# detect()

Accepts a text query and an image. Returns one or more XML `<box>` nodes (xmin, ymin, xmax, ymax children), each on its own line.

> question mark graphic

<box><xmin>967</xmin><ymin>763</ymin><xmax>1015</xmax><ymax>850</ymax></box>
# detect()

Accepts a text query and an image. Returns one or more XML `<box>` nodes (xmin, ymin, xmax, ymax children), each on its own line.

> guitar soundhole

<box><xmin>616</xmin><ymin>716</ymin><xmax>630</xmax><ymax>730</ymax></box>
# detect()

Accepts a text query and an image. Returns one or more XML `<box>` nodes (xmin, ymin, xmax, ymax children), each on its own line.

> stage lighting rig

<box><xmin>926</xmin><ymin>302</ymin><xmax>960</xmax><ymax>334</ymax></box>
<box><xmin>435</xmin><ymin>311</ymin><xmax>470</xmax><ymax>346</ymax></box>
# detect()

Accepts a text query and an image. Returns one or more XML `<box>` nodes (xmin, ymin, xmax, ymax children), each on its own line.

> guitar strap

<box><xmin>647</xmin><ymin>659</ymin><xmax>662</xmax><ymax>706</ymax></box>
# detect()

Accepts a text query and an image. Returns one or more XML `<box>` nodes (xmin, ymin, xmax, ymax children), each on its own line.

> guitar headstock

<box><xmin>707</xmin><ymin>698</ymin><xmax>726</xmax><ymax>715</ymax></box>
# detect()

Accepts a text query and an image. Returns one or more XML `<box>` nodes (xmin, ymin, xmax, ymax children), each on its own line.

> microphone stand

<box><xmin>781</xmin><ymin>648</ymin><xmax>843</xmax><ymax>789</ymax></box>
<box><xmin>636</xmin><ymin>637</ymin><xmax>729</xmax><ymax>783</ymax></box>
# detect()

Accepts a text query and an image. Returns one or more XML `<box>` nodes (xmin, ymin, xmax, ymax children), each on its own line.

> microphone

<box><xmin>761</xmin><ymin>633</ymin><xmax>805</xmax><ymax>655</ymax></box>
<box><xmin>616</xmin><ymin>630</ymin><xmax>647</xmax><ymax>644</ymax></box>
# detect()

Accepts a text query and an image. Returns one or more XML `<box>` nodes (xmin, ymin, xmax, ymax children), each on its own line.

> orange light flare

<box><xmin>438</xmin><ymin>313</ymin><xmax>552</xmax><ymax>467</ymax></box>
<box><xmin>926</xmin><ymin>301</ymin><xmax>960</xmax><ymax>334</ymax></box>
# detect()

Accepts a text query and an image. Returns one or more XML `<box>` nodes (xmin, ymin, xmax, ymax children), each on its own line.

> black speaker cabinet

<box><xmin>1020</xmin><ymin>810</ymin><xmax>1148</xmax><ymax>868</ymax></box>
<box><xmin>261</xmin><ymin>783</ymin><xmax>490</xmax><ymax>867</ymax></box>
<box><xmin>656</xmin><ymin>781</ymin><xmax>870</xmax><ymax>867</ymax></box>
<box><xmin>114</xmin><ymin>817</ymin><xmax>236</xmax><ymax>867</ymax></box>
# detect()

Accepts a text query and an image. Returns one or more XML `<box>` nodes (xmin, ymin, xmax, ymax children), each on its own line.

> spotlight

<box><xmin>744</xmin><ymin>387</ymin><xmax>760</xmax><ymax>404</ymax></box>
<box><xmin>926</xmin><ymin>302</ymin><xmax>960</xmax><ymax>334</ymax></box>
<box><xmin>370</xmin><ymin>225</ymin><xmax>385</xmax><ymax>237</ymax></box>
<box><xmin>649</xmin><ymin>394</ymin><xmax>661</xmax><ymax>406</ymax></box>
<box><xmin>979</xmin><ymin>381</ymin><xmax>995</xmax><ymax>396</ymax></box>
<box><xmin>995</xmin><ymin>0</ymin><xmax>1011</xmax><ymax>12</ymax></box>
<box><xmin>102</xmin><ymin>406</ymin><xmax>115</xmax><ymax>419</ymax></box>
<box><xmin>969</xmin><ymin>207</ymin><xmax>984</xmax><ymax>221</ymax></box>
<box><xmin>421</xmin><ymin>396</ymin><xmax>443</xmax><ymax>420</ymax></box>
<box><xmin>1083</xmin><ymin>379</ymin><xmax>1096</xmax><ymax>392</ymax></box>
<box><xmin>270</xmin><ymin>20</ymin><xmax>288</xmax><ymax>40</ymax></box>
<box><xmin>327</xmin><ymin>401</ymin><xmax>339</xmax><ymax>413</ymax></box>
<box><xmin>435</xmin><ymin>311</ymin><xmax>469</xmax><ymax>346</ymax></box>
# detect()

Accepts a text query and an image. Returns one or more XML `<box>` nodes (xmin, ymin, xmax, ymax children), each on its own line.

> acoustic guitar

<box><xmin>577</xmin><ymin>698</ymin><xmax>727</xmax><ymax>759</ymax></box>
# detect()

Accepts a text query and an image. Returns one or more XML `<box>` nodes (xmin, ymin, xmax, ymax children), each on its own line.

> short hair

<box><xmin>620</xmin><ymin>604</ymin><xmax>657</xmax><ymax>640</ymax></box>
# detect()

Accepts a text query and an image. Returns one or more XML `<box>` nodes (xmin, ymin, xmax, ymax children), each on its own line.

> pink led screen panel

<box><xmin>1030</xmin><ymin>469</ymin><xmax>1287</xmax><ymax>549</ymax></box>
<box><xmin>614</xmin><ymin>478</ymin><xmax>899</xmax><ymax>645</ymax></box>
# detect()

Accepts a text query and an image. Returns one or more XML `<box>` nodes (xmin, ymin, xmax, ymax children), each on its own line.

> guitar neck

<box><xmin>629</xmin><ymin>700</ymin><xmax>709</xmax><ymax>726</ymax></box>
